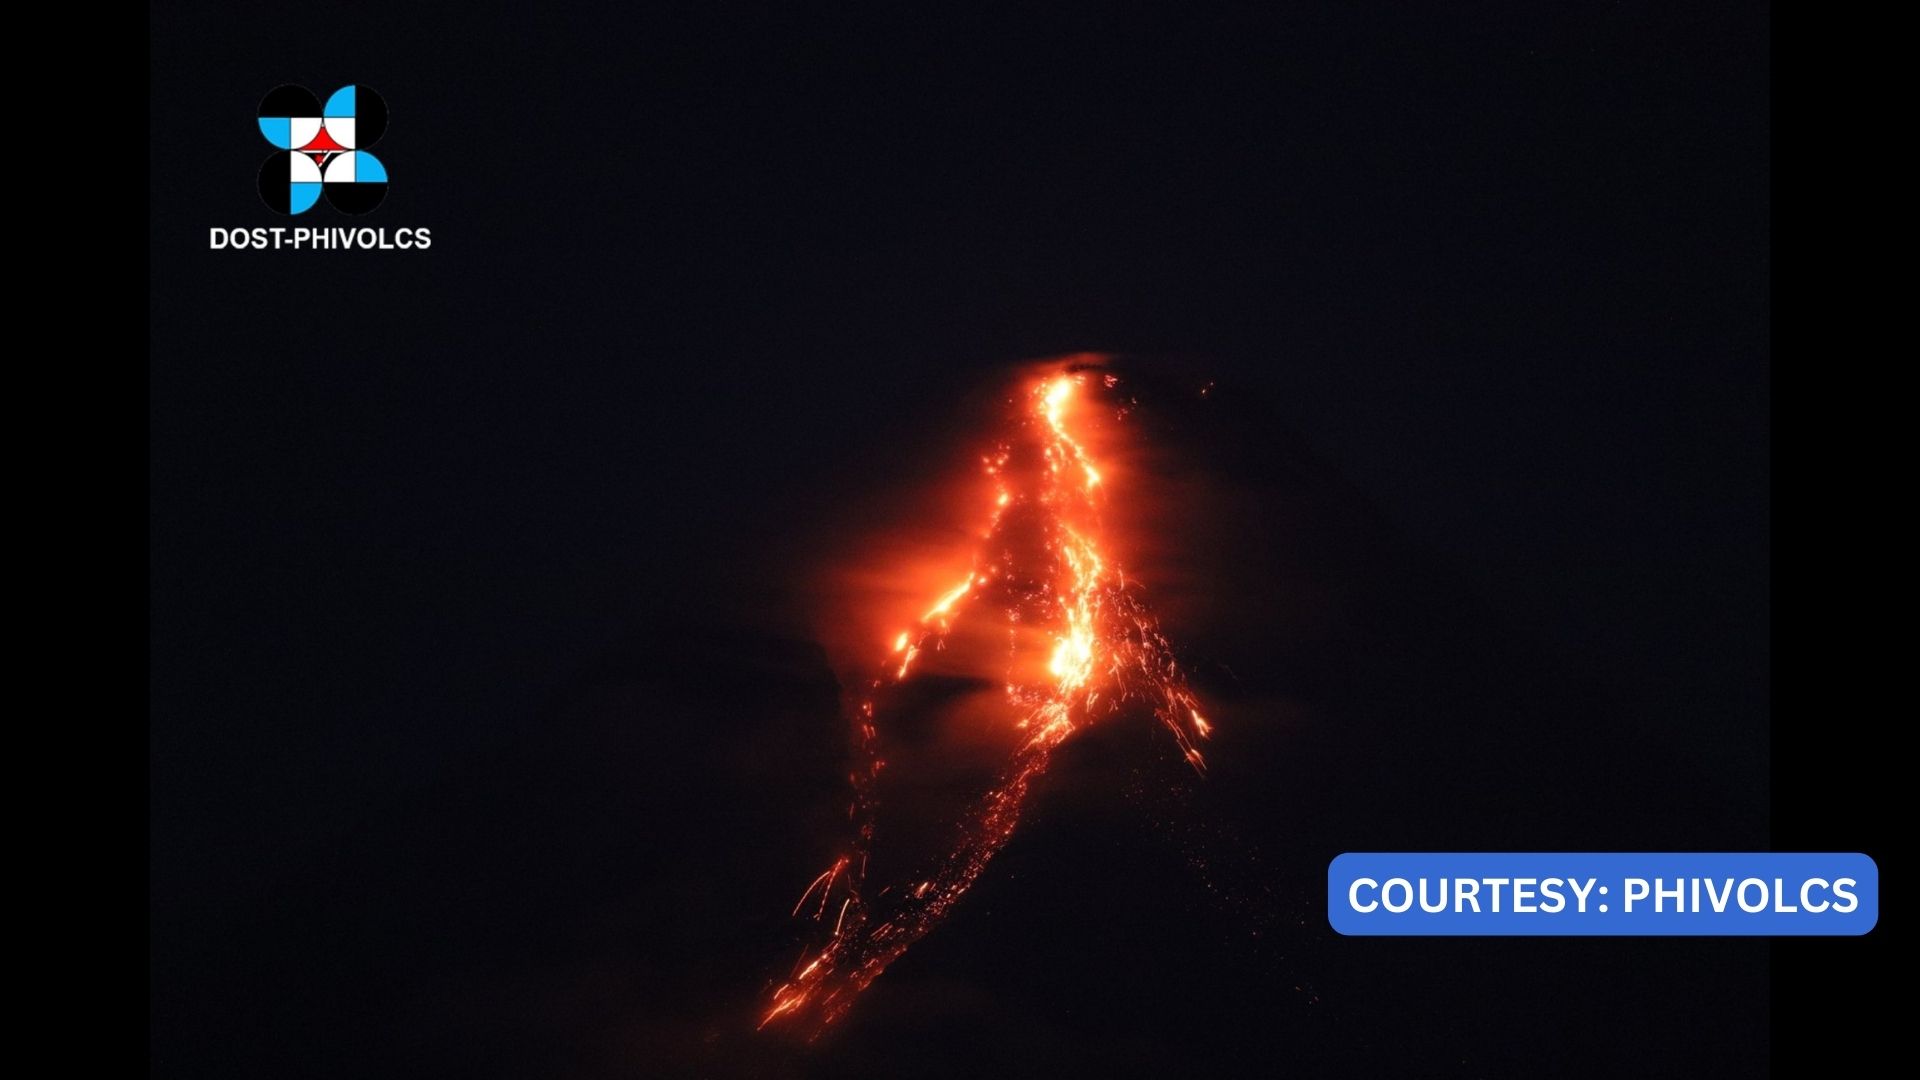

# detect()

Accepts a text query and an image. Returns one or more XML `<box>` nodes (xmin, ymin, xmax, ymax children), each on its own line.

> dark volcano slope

<box><xmin>151</xmin><ymin>385</ymin><xmax>1764</xmax><ymax>1079</ymax></box>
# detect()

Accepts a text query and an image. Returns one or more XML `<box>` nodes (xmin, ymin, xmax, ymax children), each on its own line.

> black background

<box><xmin>151</xmin><ymin>4</ymin><xmax>1773</xmax><ymax>1077</ymax></box>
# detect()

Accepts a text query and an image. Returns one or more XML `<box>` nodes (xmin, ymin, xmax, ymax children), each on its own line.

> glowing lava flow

<box><xmin>761</xmin><ymin>368</ymin><xmax>1212</xmax><ymax>1035</ymax></box>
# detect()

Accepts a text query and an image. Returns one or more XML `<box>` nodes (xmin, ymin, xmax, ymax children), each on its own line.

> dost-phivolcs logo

<box><xmin>257</xmin><ymin>84</ymin><xmax>389</xmax><ymax>215</ymax></box>
<box><xmin>212</xmin><ymin>82</ymin><xmax>427</xmax><ymax>249</ymax></box>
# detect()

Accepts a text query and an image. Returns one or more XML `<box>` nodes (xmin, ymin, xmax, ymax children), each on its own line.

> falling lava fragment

<box><xmin>761</xmin><ymin>364</ymin><xmax>1214</xmax><ymax>1036</ymax></box>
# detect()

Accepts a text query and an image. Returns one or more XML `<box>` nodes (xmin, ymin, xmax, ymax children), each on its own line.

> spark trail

<box><xmin>761</xmin><ymin>365</ymin><xmax>1212</xmax><ymax>1035</ymax></box>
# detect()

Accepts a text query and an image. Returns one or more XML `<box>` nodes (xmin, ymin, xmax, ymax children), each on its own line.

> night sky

<box><xmin>151</xmin><ymin>4</ymin><xmax>1770</xmax><ymax>1077</ymax></box>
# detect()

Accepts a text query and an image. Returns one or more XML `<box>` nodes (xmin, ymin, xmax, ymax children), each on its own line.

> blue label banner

<box><xmin>1328</xmin><ymin>853</ymin><xmax>1878</xmax><ymax>936</ymax></box>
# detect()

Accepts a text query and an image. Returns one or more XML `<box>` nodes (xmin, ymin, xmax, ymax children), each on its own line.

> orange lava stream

<box><xmin>761</xmin><ymin>367</ymin><xmax>1211</xmax><ymax>1035</ymax></box>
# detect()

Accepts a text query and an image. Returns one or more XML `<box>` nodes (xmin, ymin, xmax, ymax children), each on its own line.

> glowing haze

<box><xmin>760</xmin><ymin>359</ymin><xmax>1213</xmax><ymax>1035</ymax></box>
